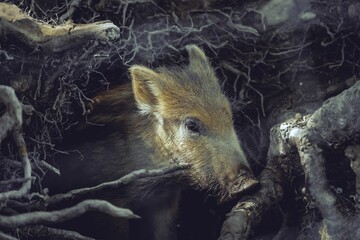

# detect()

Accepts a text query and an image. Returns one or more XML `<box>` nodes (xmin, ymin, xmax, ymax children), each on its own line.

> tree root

<box><xmin>220</xmin><ymin>154</ymin><xmax>302</xmax><ymax>239</ymax></box>
<box><xmin>20</xmin><ymin>225</ymin><xmax>95</xmax><ymax>240</ymax></box>
<box><xmin>345</xmin><ymin>145</ymin><xmax>360</xmax><ymax>209</ymax></box>
<box><xmin>1</xmin><ymin>1</ymin><xmax>360</xmax><ymax>239</ymax></box>
<box><xmin>0</xmin><ymin>199</ymin><xmax>139</xmax><ymax>229</ymax></box>
<box><xmin>0</xmin><ymin>85</ymin><xmax>141</xmax><ymax>239</ymax></box>
<box><xmin>220</xmin><ymin>80</ymin><xmax>360</xmax><ymax>239</ymax></box>
<box><xmin>0</xmin><ymin>86</ymin><xmax>31</xmax><ymax>201</ymax></box>
<box><xmin>0</xmin><ymin>3</ymin><xmax>120</xmax><ymax>53</ymax></box>
<box><xmin>47</xmin><ymin>164</ymin><xmax>189</xmax><ymax>206</ymax></box>
<box><xmin>0</xmin><ymin>84</ymin><xmax>189</xmax><ymax>238</ymax></box>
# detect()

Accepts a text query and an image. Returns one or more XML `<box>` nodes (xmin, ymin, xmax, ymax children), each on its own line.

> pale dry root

<box><xmin>0</xmin><ymin>3</ymin><xmax>120</xmax><ymax>53</ymax></box>
<box><xmin>220</xmin><ymin>81</ymin><xmax>360</xmax><ymax>240</ymax></box>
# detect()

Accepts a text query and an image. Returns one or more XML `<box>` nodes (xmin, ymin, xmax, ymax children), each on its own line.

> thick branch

<box><xmin>0</xmin><ymin>3</ymin><xmax>120</xmax><ymax>53</ymax></box>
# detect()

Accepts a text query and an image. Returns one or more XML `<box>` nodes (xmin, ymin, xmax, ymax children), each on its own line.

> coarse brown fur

<box><xmin>49</xmin><ymin>45</ymin><xmax>252</xmax><ymax>240</ymax></box>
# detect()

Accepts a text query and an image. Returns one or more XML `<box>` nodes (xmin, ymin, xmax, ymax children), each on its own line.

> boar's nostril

<box><xmin>228</xmin><ymin>170</ymin><xmax>259</xmax><ymax>199</ymax></box>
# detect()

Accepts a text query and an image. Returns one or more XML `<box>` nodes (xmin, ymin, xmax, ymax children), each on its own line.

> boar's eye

<box><xmin>184</xmin><ymin>117</ymin><xmax>204</xmax><ymax>135</ymax></box>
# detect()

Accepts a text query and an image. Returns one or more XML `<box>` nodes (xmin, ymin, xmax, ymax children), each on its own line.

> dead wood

<box><xmin>0</xmin><ymin>3</ymin><xmax>120</xmax><ymax>53</ymax></box>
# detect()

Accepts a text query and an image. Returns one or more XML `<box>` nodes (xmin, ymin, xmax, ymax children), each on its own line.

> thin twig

<box><xmin>48</xmin><ymin>164</ymin><xmax>189</xmax><ymax>205</ymax></box>
<box><xmin>37</xmin><ymin>160</ymin><xmax>61</xmax><ymax>176</ymax></box>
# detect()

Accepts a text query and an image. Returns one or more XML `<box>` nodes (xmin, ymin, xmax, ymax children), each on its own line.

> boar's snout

<box><xmin>220</xmin><ymin>152</ymin><xmax>259</xmax><ymax>202</ymax></box>
<box><xmin>228</xmin><ymin>167</ymin><xmax>259</xmax><ymax>198</ymax></box>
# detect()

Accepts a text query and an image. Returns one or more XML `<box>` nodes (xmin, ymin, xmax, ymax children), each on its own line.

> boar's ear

<box><xmin>129</xmin><ymin>65</ymin><xmax>161</xmax><ymax>114</ymax></box>
<box><xmin>186</xmin><ymin>44</ymin><xmax>211</xmax><ymax>69</ymax></box>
